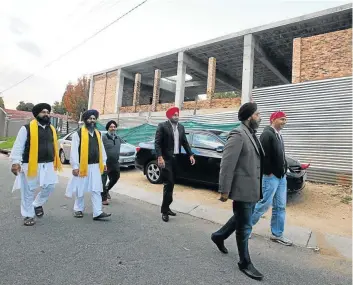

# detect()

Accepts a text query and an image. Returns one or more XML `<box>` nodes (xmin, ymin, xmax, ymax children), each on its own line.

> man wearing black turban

<box><xmin>10</xmin><ymin>103</ymin><xmax>60</xmax><ymax>226</ymax></box>
<box><xmin>101</xmin><ymin>120</ymin><xmax>121</xmax><ymax>205</ymax></box>
<box><xmin>210</xmin><ymin>102</ymin><xmax>265</xmax><ymax>281</ymax></box>
<box><xmin>65</xmin><ymin>109</ymin><xmax>111</xmax><ymax>220</ymax></box>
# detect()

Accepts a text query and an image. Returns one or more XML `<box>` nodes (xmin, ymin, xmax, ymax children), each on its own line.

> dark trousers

<box><xmin>213</xmin><ymin>201</ymin><xmax>256</xmax><ymax>265</ymax></box>
<box><xmin>101</xmin><ymin>170</ymin><xmax>120</xmax><ymax>201</ymax></box>
<box><xmin>161</xmin><ymin>157</ymin><xmax>177</xmax><ymax>214</ymax></box>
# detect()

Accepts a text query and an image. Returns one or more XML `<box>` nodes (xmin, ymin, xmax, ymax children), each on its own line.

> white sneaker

<box><xmin>270</xmin><ymin>235</ymin><xmax>293</xmax><ymax>246</ymax></box>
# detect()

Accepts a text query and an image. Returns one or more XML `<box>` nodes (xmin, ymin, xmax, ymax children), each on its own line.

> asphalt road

<box><xmin>0</xmin><ymin>155</ymin><xmax>351</xmax><ymax>285</ymax></box>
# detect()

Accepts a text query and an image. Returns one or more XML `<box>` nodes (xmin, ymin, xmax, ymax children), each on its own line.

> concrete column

<box><xmin>114</xmin><ymin>69</ymin><xmax>124</xmax><ymax>113</ymax></box>
<box><xmin>87</xmin><ymin>75</ymin><xmax>94</xmax><ymax>110</ymax></box>
<box><xmin>175</xmin><ymin>52</ymin><xmax>186</xmax><ymax>109</ymax></box>
<box><xmin>292</xmin><ymin>37</ymin><xmax>302</xmax><ymax>83</ymax></box>
<box><xmin>132</xmin><ymin>73</ymin><xmax>141</xmax><ymax>112</ymax></box>
<box><xmin>241</xmin><ymin>34</ymin><xmax>255</xmax><ymax>104</ymax></box>
<box><xmin>206</xmin><ymin>57</ymin><xmax>217</xmax><ymax>101</ymax></box>
<box><xmin>151</xmin><ymin>69</ymin><xmax>161</xmax><ymax>112</ymax></box>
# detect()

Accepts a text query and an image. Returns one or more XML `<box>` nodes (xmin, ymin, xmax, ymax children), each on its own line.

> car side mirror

<box><xmin>216</xmin><ymin>146</ymin><xmax>224</xmax><ymax>153</ymax></box>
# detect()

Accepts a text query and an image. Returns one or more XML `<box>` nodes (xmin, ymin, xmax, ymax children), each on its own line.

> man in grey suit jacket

<box><xmin>211</xmin><ymin>102</ymin><xmax>265</xmax><ymax>281</ymax></box>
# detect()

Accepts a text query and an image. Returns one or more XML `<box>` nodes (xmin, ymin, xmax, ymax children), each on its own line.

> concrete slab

<box><xmin>189</xmin><ymin>205</ymin><xmax>233</xmax><ymax>225</ymax></box>
<box><xmin>325</xmin><ymin>233</ymin><xmax>352</xmax><ymax>260</ymax></box>
<box><xmin>170</xmin><ymin>200</ymin><xmax>201</xmax><ymax>215</ymax></box>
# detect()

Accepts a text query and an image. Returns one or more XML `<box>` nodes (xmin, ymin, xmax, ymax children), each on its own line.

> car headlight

<box><xmin>287</xmin><ymin>169</ymin><xmax>291</xmax><ymax>173</ymax></box>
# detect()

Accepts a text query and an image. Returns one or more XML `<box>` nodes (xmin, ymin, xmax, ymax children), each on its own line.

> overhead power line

<box><xmin>1</xmin><ymin>0</ymin><xmax>149</xmax><ymax>94</ymax></box>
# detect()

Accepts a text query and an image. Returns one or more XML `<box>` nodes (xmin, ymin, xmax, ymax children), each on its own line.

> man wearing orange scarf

<box><xmin>65</xmin><ymin>109</ymin><xmax>111</xmax><ymax>220</ymax></box>
<box><xmin>10</xmin><ymin>103</ymin><xmax>62</xmax><ymax>226</ymax></box>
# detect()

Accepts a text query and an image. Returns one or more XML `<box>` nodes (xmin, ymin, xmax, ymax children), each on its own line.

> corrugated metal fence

<box><xmin>252</xmin><ymin>76</ymin><xmax>352</xmax><ymax>185</ymax></box>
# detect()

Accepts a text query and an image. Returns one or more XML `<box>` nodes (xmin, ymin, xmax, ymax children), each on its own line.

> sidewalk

<box><xmin>58</xmin><ymin>168</ymin><xmax>352</xmax><ymax>260</ymax></box>
<box><xmin>111</xmin><ymin>180</ymin><xmax>351</xmax><ymax>260</ymax></box>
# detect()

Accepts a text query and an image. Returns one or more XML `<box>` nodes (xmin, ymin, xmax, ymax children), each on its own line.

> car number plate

<box><xmin>123</xmin><ymin>158</ymin><xmax>134</xmax><ymax>163</ymax></box>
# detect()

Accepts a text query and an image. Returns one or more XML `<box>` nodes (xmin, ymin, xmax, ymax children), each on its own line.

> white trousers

<box><xmin>20</xmin><ymin>183</ymin><xmax>55</xmax><ymax>218</ymax></box>
<box><xmin>73</xmin><ymin>191</ymin><xmax>103</xmax><ymax>218</ymax></box>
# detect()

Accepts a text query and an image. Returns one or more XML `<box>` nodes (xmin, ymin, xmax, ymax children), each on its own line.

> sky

<box><xmin>0</xmin><ymin>0</ymin><xmax>349</xmax><ymax>109</ymax></box>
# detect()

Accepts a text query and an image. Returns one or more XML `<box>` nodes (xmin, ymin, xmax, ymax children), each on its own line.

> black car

<box><xmin>135</xmin><ymin>130</ymin><xmax>309</xmax><ymax>193</ymax></box>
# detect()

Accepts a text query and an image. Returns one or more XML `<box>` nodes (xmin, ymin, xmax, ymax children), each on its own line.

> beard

<box><xmin>249</xmin><ymin>118</ymin><xmax>261</xmax><ymax>130</ymax></box>
<box><xmin>108</xmin><ymin>130</ymin><xmax>116</xmax><ymax>136</ymax></box>
<box><xmin>85</xmin><ymin>122</ymin><xmax>96</xmax><ymax>131</ymax></box>
<box><xmin>170</xmin><ymin>118</ymin><xmax>179</xmax><ymax>124</ymax></box>
<box><xmin>37</xmin><ymin>115</ymin><xmax>50</xmax><ymax>125</ymax></box>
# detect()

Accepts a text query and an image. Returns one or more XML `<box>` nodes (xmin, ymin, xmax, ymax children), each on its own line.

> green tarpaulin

<box><xmin>96</xmin><ymin>121</ymin><xmax>240</xmax><ymax>146</ymax></box>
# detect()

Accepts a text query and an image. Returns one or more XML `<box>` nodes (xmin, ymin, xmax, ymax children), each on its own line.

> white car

<box><xmin>58</xmin><ymin>131</ymin><xmax>136</xmax><ymax>168</ymax></box>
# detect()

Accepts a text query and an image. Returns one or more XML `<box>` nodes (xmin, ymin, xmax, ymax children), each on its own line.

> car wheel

<box><xmin>59</xmin><ymin>150</ymin><xmax>67</xmax><ymax>164</ymax></box>
<box><xmin>145</xmin><ymin>161</ymin><xmax>162</xmax><ymax>184</ymax></box>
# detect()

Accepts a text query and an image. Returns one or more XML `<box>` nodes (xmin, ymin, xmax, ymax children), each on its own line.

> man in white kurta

<box><xmin>65</xmin><ymin>109</ymin><xmax>111</xmax><ymax>220</ymax></box>
<box><xmin>10</xmin><ymin>103</ymin><xmax>60</xmax><ymax>226</ymax></box>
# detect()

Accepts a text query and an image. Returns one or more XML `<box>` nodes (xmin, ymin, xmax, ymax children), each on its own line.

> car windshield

<box><xmin>217</xmin><ymin>132</ymin><xmax>229</xmax><ymax>142</ymax></box>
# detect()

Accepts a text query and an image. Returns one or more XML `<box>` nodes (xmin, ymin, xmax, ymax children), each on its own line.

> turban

<box><xmin>82</xmin><ymin>109</ymin><xmax>99</xmax><ymax>121</ymax></box>
<box><xmin>105</xmin><ymin>120</ymin><xmax>118</xmax><ymax>131</ymax></box>
<box><xmin>32</xmin><ymin>103</ymin><xmax>51</xmax><ymax>118</ymax></box>
<box><xmin>166</xmin><ymin>106</ymin><xmax>179</xmax><ymax>119</ymax></box>
<box><xmin>238</xmin><ymin>102</ymin><xmax>257</xmax><ymax>121</ymax></box>
<box><xmin>270</xmin><ymin>111</ymin><xmax>287</xmax><ymax>122</ymax></box>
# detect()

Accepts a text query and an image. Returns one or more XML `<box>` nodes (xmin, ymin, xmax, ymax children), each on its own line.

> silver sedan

<box><xmin>58</xmin><ymin>131</ymin><xmax>136</xmax><ymax>168</ymax></box>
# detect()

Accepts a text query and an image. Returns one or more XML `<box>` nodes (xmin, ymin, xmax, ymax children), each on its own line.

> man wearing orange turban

<box><xmin>155</xmin><ymin>106</ymin><xmax>195</xmax><ymax>222</ymax></box>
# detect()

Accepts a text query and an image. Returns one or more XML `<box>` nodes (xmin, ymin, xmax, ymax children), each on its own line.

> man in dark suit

<box><xmin>155</xmin><ymin>106</ymin><xmax>195</xmax><ymax>222</ymax></box>
<box><xmin>210</xmin><ymin>102</ymin><xmax>265</xmax><ymax>281</ymax></box>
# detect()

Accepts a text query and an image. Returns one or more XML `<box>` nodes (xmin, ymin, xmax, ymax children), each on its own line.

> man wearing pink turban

<box><xmin>251</xmin><ymin>111</ymin><xmax>293</xmax><ymax>246</ymax></box>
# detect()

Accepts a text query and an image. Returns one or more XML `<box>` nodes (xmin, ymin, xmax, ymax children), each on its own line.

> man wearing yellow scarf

<box><xmin>10</xmin><ymin>103</ymin><xmax>62</xmax><ymax>226</ymax></box>
<box><xmin>65</xmin><ymin>109</ymin><xmax>111</xmax><ymax>220</ymax></box>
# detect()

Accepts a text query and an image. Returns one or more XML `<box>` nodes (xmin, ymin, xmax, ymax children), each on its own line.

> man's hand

<box><xmin>190</xmin><ymin>155</ymin><xmax>196</xmax><ymax>166</ymax></box>
<box><xmin>104</xmin><ymin>165</ymin><xmax>107</xmax><ymax>172</ymax></box>
<box><xmin>219</xmin><ymin>193</ymin><xmax>229</xmax><ymax>202</ymax></box>
<box><xmin>157</xmin><ymin>156</ymin><xmax>165</xmax><ymax>168</ymax></box>
<box><xmin>11</xmin><ymin>164</ymin><xmax>21</xmax><ymax>176</ymax></box>
<box><xmin>72</xmin><ymin>169</ymin><xmax>79</xmax><ymax>177</ymax></box>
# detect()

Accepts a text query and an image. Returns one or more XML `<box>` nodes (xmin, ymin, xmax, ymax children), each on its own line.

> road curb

<box><xmin>108</xmin><ymin>183</ymin><xmax>332</xmax><ymax>250</ymax></box>
<box><xmin>57</xmin><ymin>170</ymin><xmax>352</xmax><ymax>261</ymax></box>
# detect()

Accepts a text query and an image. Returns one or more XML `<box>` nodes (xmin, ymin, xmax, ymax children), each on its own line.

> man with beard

<box><xmin>10</xmin><ymin>103</ymin><xmax>62</xmax><ymax>226</ymax></box>
<box><xmin>101</xmin><ymin>120</ymin><xmax>121</xmax><ymax>205</ymax></box>
<box><xmin>65</xmin><ymin>109</ymin><xmax>111</xmax><ymax>220</ymax></box>
<box><xmin>155</xmin><ymin>106</ymin><xmax>195</xmax><ymax>222</ymax></box>
<box><xmin>210</xmin><ymin>102</ymin><xmax>265</xmax><ymax>281</ymax></box>
<box><xmin>251</xmin><ymin>111</ymin><xmax>292</xmax><ymax>246</ymax></box>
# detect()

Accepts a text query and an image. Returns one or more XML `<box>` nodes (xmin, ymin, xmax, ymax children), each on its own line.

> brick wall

<box><xmin>92</xmin><ymin>74</ymin><xmax>106</xmax><ymax>113</ymax></box>
<box><xmin>292</xmin><ymin>29</ymin><xmax>352</xmax><ymax>83</ymax></box>
<box><xmin>104</xmin><ymin>72</ymin><xmax>117</xmax><ymax>114</ymax></box>
<box><xmin>91</xmin><ymin>72</ymin><xmax>117</xmax><ymax>114</ymax></box>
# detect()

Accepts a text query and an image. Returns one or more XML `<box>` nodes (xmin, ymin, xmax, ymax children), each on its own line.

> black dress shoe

<box><xmin>93</xmin><ymin>212</ymin><xmax>111</xmax><ymax>220</ymax></box>
<box><xmin>211</xmin><ymin>233</ymin><xmax>228</xmax><ymax>254</ymax></box>
<box><xmin>167</xmin><ymin>210</ymin><xmax>176</xmax><ymax>216</ymax></box>
<box><xmin>238</xmin><ymin>262</ymin><xmax>264</xmax><ymax>281</ymax></box>
<box><xmin>162</xmin><ymin>214</ymin><xmax>169</xmax><ymax>222</ymax></box>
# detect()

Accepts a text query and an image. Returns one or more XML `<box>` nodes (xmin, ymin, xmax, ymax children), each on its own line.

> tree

<box><xmin>0</xmin><ymin>97</ymin><xmax>4</xmax><ymax>109</ymax></box>
<box><xmin>16</xmin><ymin>101</ymin><xmax>34</xmax><ymax>111</ymax></box>
<box><xmin>52</xmin><ymin>101</ymin><xmax>67</xmax><ymax>115</ymax></box>
<box><xmin>62</xmin><ymin>76</ymin><xmax>89</xmax><ymax>121</ymax></box>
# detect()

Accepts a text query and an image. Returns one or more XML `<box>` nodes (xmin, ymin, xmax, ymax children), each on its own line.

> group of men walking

<box><xmin>10</xmin><ymin>102</ymin><xmax>291</xmax><ymax>281</ymax></box>
<box><xmin>10</xmin><ymin>105</ymin><xmax>121</xmax><ymax>224</ymax></box>
<box><xmin>154</xmin><ymin>103</ymin><xmax>292</xmax><ymax>281</ymax></box>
